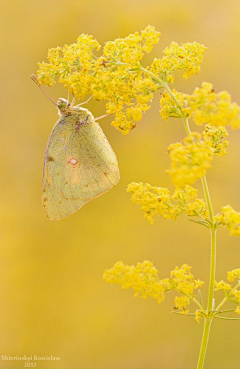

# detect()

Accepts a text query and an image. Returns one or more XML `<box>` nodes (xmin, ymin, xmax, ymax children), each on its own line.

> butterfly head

<box><xmin>57</xmin><ymin>98</ymin><xmax>71</xmax><ymax>114</ymax></box>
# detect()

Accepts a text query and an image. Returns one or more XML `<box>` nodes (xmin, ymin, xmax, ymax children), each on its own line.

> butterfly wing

<box><xmin>42</xmin><ymin>113</ymin><xmax>120</xmax><ymax>220</ymax></box>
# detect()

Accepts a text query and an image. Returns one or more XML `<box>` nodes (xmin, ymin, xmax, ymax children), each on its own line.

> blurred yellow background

<box><xmin>1</xmin><ymin>0</ymin><xmax>240</xmax><ymax>368</ymax></box>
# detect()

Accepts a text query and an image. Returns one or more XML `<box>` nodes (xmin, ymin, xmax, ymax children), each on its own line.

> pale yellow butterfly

<box><xmin>31</xmin><ymin>75</ymin><xmax>120</xmax><ymax>220</ymax></box>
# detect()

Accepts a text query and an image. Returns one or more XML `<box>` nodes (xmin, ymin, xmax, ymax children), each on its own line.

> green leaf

<box><xmin>188</xmin><ymin>219</ymin><xmax>211</xmax><ymax>228</ymax></box>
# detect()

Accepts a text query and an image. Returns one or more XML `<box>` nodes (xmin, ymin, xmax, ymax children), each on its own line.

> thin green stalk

<box><xmin>197</xmin><ymin>319</ymin><xmax>212</xmax><ymax>369</ymax></box>
<box><xmin>192</xmin><ymin>297</ymin><xmax>207</xmax><ymax>313</ymax></box>
<box><xmin>161</xmin><ymin>81</ymin><xmax>217</xmax><ymax>369</ymax></box>
<box><xmin>181</xmin><ymin>112</ymin><xmax>217</xmax><ymax>369</ymax></box>
<box><xmin>207</xmin><ymin>229</ymin><xmax>217</xmax><ymax>312</ymax></box>
<box><xmin>141</xmin><ymin>67</ymin><xmax>218</xmax><ymax>369</ymax></box>
<box><xmin>215</xmin><ymin>316</ymin><xmax>240</xmax><ymax>321</ymax></box>
<box><xmin>201</xmin><ymin>176</ymin><xmax>214</xmax><ymax>225</ymax></box>
<box><xmin>196</xmin><ymin>229</ymin><xmax>216</xmax><ymax>369</ymax></box>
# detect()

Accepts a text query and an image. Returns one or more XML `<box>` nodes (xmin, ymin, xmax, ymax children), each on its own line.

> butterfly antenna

<box><xmin>30</xmin><ymin>74</ymin><xmax>57</xmax><ymax>105</ymax></box>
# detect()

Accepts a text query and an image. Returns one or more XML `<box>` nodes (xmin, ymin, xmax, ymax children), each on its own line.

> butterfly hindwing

<box><xmin>42</xmin><ymin>111</ymin><xmax>120</xmax><ymax>220</ymax></box>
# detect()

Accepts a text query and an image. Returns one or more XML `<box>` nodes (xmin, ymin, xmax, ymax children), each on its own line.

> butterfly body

<box><xmin>42</xmin><ymin>99</ymin><xmax>120</xmax><ymax>220</ymax></box>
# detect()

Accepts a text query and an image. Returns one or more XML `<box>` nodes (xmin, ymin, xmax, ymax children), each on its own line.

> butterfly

<box><xmin>41</xmin><ymin>97</ymin><xmax>120</xmax><ymax>220</ymax></box>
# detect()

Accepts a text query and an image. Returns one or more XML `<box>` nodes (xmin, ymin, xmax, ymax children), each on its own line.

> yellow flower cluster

<box><xmin>185</xmin><ymin>199</ymin><xmax>209</xmax><ymax>218</ymax></box>
<box><xmin>195</xmin><ymin>310</ymin><xmax>203</xmax><ymax>323</ymax></box>
<box><xmin>103</xmin><ymin>261</ymin><xmax>166</xmax><ymax>303</ymax></box>
<box><xmin>103</xmin><ymin>261</ymin><xmax>204</xmax><ymax>312</ymax></box>
<box><xmin>37</xmin><ymin>34</ymin><xmax>100</xmax><ymax>92</ymax></box>
<box><xmin>160</xmin><ymin>89</ymin><xmax>191</xmax><ymax>120</ymax></box>
<box><xmin>167</xmin><ymin>133</ymin><xmax>213</xmax><ymax>187</ymax></box>
<box><xmin>170</xmin><ymin>264</ymin><xmax>204</xmax><ymax>296</ymax></box>
<box><xmin>35</xmin><ymin>28</ymin><xmax>209</xmax><ymax>135</ymax></box>
<box><xmin>127</xmin><ymin>182</ymin><xmax>208</xmax><ymax>224</ymax></box>
<box><xmin>189</xmin><ymin>83</ymin><xmax>240</xmax><ymax>129</ymax></box>
<box><xmin>174</xmin><ymin>296</ymin><xmax>190</xmax><ymax>312</ymax></box>
<box><xmin>227</xmin><ymin>269</ymin><xmax>240</xmax><ymax>282</ymax></box>
<box><xmin>93</xmin><ymin>26</ymin><xmax>160</xmax><ymax>134</ymax></box>
<box><xmin>214</xmin><ymin>280</ymin><xmax>232</xmax><ymax>291</ymax></box>
<box><xmin>215</xmin><ymin>205</ymin><xmax>240</xmax><ymax>236</ymax></box>
<box><xmin>232</xmin><ymin>291</ymin><xmax>240</xmax><ymax>304</ymax></box>
<box><xmin>235</xmin><ymin>306</ymin><xmax>240</xmax><ymax>314</ymax></box>
<box><xmin>160</xmin><ymin>83</ymin><xmax>240</xmax><ymax>131</ymax></box>
<box><xmin>202</xmin><ymin>124</ymin><xmax>229</xmax><ymax>157</ymax></box>
<box><xmin>36</xmin><ymin>26</ymin><xmax>161</xmax><ymax>135</ymax></box>
<box><xmin>102</xmin><ymin>73</ymin><xmax>157</xmax><ymax>134</ymax></box>
<box><xmin>150</xmin><ymin>41</ymin><xmax>207</xmax><ymax>83</ymax></box>
<box><xmin>215</xmin><ymin>269</ymin><xmax>240</xmax><ymax>314</ymax></box>
<box><xmin>103</xmin><ymin>25</ymin><xmax>160</xmax><ymax>65</ymax></box>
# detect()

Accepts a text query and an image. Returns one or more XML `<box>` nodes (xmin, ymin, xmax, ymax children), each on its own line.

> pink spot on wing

<box><xmin>68</xmin><ymin>157</ymin><xmax>78</xmax><ymax>166</ymax></box>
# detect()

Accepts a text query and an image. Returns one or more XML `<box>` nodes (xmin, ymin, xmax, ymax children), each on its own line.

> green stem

<box><xmin>197</xmin><ymin>319</ymin><xmax>212</xmax><ymax>369</ymax></box>
<box><xmin>182</xmin><ymin>115</ymin><xmax>214</xmax><ymax>225</ymax></box>
<box><xmin>196</xmin><ymin>229</ymin><xmax>216</xmax><ymax>369</ymax></box>
<box><xmin>215</xmin><ymin>316</ymin><xmax>240</xmax><ymax>321</ymax></box>
<box><xmin>163</xmin><ymin>83</ymin><xmax>186</xmax><ymax>117</ymax></box>
<box><xmin>161</xmin><ymin>82</ymin><xmax>217</xmax><ymax>369</ymax></box>
<box><xmin>192</xmin><ymin>297</ymin><xmax>207</xmax><ymax>313</ymax></box>
<box><xmin>141</xmin><ymin>67</ymin><xmax>218</xmax><ymax>369</ymax></box>
<box><xmin>201</xmin><ymin>176</ymin><xmax>214</xmax><ymax>226</ymax></box>
<box><xmin>141</xmin><ymin>67</ymin><xmax>164</xmax><ymax>86</ymax></box>
<box><xmin>207</xmin><ymin>229</ymin><xmax>217</xmax><ymax>312</ymax></box>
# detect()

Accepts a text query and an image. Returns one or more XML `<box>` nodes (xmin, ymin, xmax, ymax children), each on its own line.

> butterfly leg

<box><xmin>75</xmin><ymin>95</ymin><xmax>93</xmax><ymax>107</ymax></box>
<box><xmin>95</xmin><ymin>113</ymin><xmax>113</xmax><ymax>121</ymax></box>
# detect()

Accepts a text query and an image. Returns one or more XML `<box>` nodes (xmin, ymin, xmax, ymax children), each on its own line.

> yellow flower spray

<box><xmin>34</xmin><ymin>26</ymin><xmax>240</xmax><ymax>369</ymax></box>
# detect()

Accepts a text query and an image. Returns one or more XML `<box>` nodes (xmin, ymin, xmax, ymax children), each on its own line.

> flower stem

<box><xmin>207</xmin><ymin>229</ymin><xmax>217</xmax><ymax>312</ymax></box>
<box><xmin>141</xmin><ymin>67</ymin><xmax>218</xmax><ymax>369</ymax></box>
<box><xmin>162</xmin><ymin>82</ymin><xmax>217</xmax><ymax>369</ymax></box>
<box><xmin>201</xmin><ymin>176</ymin><xmax>214</xmax><ymax>226</ymax></box>
<box><xmin>197</xmin><ymin>318</ymin><xmax>212</xmax><ymax>369</ymax></box>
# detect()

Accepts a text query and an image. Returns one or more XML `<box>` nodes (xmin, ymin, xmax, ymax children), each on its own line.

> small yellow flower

<box><xmin>195</xmin><ymin>310</ymin><xmax>203</xmax><ymax>323</ymax></box>
<box><xmin>202</xmin><ymin>124</ymin><xmax>229</xmax><ymax>157</ymax></box>
<box><xmin>235</xmin><ymin>306</ymin><xmax>240</xmax><ymax>314</ymax></box>
<box><xmin>232</xmin><ymin>291</ymin><xmax>240</xmax><ymax>304</ymax></box>
<box><xmin>227</xmin><ymin>268</ymin><xmax>240</xmax><ymax>282</ymax></box>
<box><xmin>214</xmin><ymin>280</ymin><xmax>232</xmax><ymax>291</ymax></box>
<box><xmin>174</xmin><ymin>295</ymin><xmax>190</xmax><ymax>313</ymax></box>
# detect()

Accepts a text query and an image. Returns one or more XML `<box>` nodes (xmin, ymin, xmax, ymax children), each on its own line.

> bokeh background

<box><xmin>1</xmin><ymin>0</ymin><xmax>240</xmax><ymax>368</ymax></box>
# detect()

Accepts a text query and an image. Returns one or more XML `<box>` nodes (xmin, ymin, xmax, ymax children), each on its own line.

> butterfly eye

<box><xmin>58</xmin><ymin>102</ymin><xmax>66</xmax><ymax>110</ymax></box>
<box><xmin>57</xmin><ymin>98</ymin><xmax>70</xmax><ymax>112</ymax></box>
